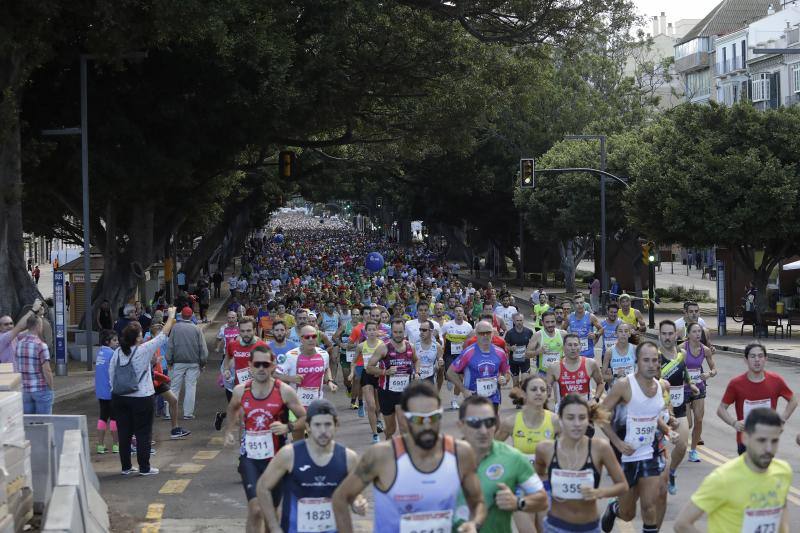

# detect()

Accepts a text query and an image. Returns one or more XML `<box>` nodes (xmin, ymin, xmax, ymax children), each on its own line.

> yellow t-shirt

<box><xmin>512</xmin><ymin>410</ymin><xmax>555</xmax><ymax>462</ymax></box>
<box><xmin>691</xmin><ymin>455</ymin><xmax>792</xmax><ymax>533</ymax></box>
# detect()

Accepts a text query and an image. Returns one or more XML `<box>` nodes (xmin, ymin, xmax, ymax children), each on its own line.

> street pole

<box><xmin>648</xmin><ymin>261</ymin><xmax>656</xmax><ymax>329</ymax></box>
<box><xmin>80</xmin><ymin>55</ymin><xmax>93</xmax><ymax>371</ymax></box>
<box><xmin>519</xmin><ymin>211</ymin><xmax>524</xmax><ymax>291</ymax></box>
<box><xmin>599</xmin><ymin>136</ymin><xmax>607</xmax><ymax>313</ymax></box>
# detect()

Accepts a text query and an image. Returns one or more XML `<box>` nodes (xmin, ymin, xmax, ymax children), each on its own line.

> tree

<box><xmin>626</xmin><ymin>103</ymin><xmax>800</xmax><ymax>313</ymax></box>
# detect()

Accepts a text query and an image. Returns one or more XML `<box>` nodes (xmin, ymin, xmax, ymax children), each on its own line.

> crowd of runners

<box><xmin>88</xmin><ymin>210</ymin><xmax>799</xmax><ymax>532</ymax></box>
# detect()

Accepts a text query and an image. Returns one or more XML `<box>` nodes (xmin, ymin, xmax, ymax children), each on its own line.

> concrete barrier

<box><xmin>57</xmin><ymin>430</ymin><xmax>108</xmax><ymax>533</ymax></box>
<box><xmin>24</xmin><ymin>415</ymin><xmax>98</xmax><ymax>490</ymax></box>
<box><xmin>23</xmin><ymin>422</ymin><xmax>56</xmax><ymax>514</ymax></box>
<box><xmin>41</xmin><ymin>485</ymin><xmax>84</xmax><ymax>533</ymax></box>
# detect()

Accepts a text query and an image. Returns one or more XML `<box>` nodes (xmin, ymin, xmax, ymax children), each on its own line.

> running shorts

<box><xmin>377</xmin><ymin>389</ymin><xmax>402</xmax><ymax>416</ymax></box>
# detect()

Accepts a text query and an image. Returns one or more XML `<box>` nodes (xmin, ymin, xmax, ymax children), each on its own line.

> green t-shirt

<box><xmin>453</xmin><ymin>441</ymin><xmax>543</xmax><ymax>533</ymax></box>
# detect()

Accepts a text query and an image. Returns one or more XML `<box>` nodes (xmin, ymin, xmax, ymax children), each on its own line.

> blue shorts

<box><xmin>622</xmin><ymin>455</ymin><xmax>665</xmax><ymax>488</ymax></box>
<box><xmin>355</xmin><ymin>366</ymin><xmax>364</xmax><ymax>378</ymax></box>
<box><xmin>543</xmin><ymin>515</ymin><xmax>600</xmax><ymax>533</ymax></box>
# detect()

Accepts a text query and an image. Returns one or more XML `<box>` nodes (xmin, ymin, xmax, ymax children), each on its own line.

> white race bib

<box><xmin>579</xmin><ymin>337</ymin><xmax>589</xmax><ymax>352</ymax></box>
<box><xmin>420</xmin><ymin>365</ymin><xmax>435</xmax><ymax>379</ymax></box>
<box><xmin>346</xmin><ymin>349</ymin><xmax>356</xmax><ymax>363</ymax></box>
<box><xmin>389</xmin><ymin>374</ymin><xmax>410</xmax><ymax>392</ymax></box>
<box><xmin>298</xmin><ymin>387</ymin><xmax>320</xmax><ymax>407</ymax></box>
<box><xmin>604</xmin><ymin>337</ymin><xmax>617</xmax><ymax>350</ymax></box>
<box><xmin>670</xmin><ymin>386</ymin><xmax>685</xmax><ymax>407</ymax></box>
<box><xmin>542</xmin><ymin>351</ymin><xmax>561</xmax><ymax>368</ymax></box>
<box><xmin>244</xmin><ymin>431</ymin><xmax>274</xmax><ymax>460</ymax></box>
<box><xmin>551</xmin><ymin>468</ymin><xmax>595</xmax><ymax>500</ymax></box>
<box><xmin>743</xmin><ymin>399</ymin><xmax>771</xmax><ymax>423</ymax></box>
<box><xmin>399</xmin><ymin>510</ymin><xmax>453</xmax><ymax>533</ymax></box>
<box><xmin>296</xmin><ymin>497</ymin><xmax>335</xmax><ymax>532</ymax></box>
<box><xmin>614</xmin><ymin>365</ymin><xmax>634</xmax><ymax>378</ymax></box>
<box><xmin>476</xmin><ymin>377</ymin><xmax>498</xmax><ymax>397</ymax></box>
<box><xmin>450</xmin><ymin>342</ymin><xmax>463</xmax><ymax>355</ymax></box>
<box><xmin>741</xmin><ymin>506</ymin><xmax>782</xmax><ymax>533</ymax></box>
<box><xmin>688</xmin><ymin>368</ymin><xmax>703</xmax><ymax>383</ymax></box>
<box><xmin>625</xmin><ymin>415</ymin><xmax>657</xmax><ymax>450</ymax></box>
<box><xmin>236</xmin><ymin>367</ymin><xmax>251</xmax><ymax>383</ymax></box>
<box><xmin>512</xmin><ymin>346</ymin><xmax>527</xmax><ymax>361</ymax></box>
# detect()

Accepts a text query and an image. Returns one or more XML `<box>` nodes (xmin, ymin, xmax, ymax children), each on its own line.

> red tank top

<box><xmin>241</xmin><ymin>379</ymin><xmax>286</xmax><ymax>457</ymax></box>
<box><xmin>379</xmin><ymin>340</ymin><xmax>415</xmax><ymax>390</ymax></box>
<box><xmin>559</xmin><ymin>357</ymin><xmax>591</xmax><ymax>399</ymax></box>
<box><xmin>227</xmin><ymin>338</ymin><xmax>269</xmax><ymax>384</ymax></box>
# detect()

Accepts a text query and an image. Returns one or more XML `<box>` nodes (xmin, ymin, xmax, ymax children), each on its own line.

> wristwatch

<box><xmin>517</xmin><ymin>497</ymin><xmax>526</xmax><ymax>511</ymax></box>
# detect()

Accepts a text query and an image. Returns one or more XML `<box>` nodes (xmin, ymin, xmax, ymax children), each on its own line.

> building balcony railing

<box><xmin>675</xmin><ymin>51</ymin><xmax>710</xmax><ymax>73</ymax></box>
<box><xmin>714</xmin><ymin>56</ymin><xmax>746</xmax><ymax>76</ymax></box>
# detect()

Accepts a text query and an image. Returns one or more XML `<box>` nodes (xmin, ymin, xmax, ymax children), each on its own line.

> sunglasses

<box><xmin>477</xmin><ymin>331</ymin><xmax>492</xmax><ymax>336</ymax></box>
<box><xmin>404</xmin><ymin>409</ymin><xmax>443</xmax><ymax>425</ymax></box>
<box><xmin>301</xmin><ymin>334</ymin><xmax>317</xmax><ymax>340</ymax></box>
<box><xmin>252</xmin><ymin>361</ymin><xmax>273</xmax><ymax>368</ymax></box>
<box><xmin>463</xmin><ymin>416</ymin><xmax>497</xmax><ymax>429</ymax></box>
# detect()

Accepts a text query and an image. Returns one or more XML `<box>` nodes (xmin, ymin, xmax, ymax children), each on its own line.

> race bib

<box><xmin>389</xmin><ymin>374</ymin><xmax>410</xmax><ymax>392</ymax></box>
<box><xmin>604</xmin><ymin>337</ymin><xmax>617</xmax><ymax>350</ymax></box>
<box><xmin>625</xmin><ymin>415</ymin><xmax>657</xmax><ymax>449</ymax></box>
<box><xmin>743</xmin><ymin>399</ymin><xmax>771</xmax><ymax>423</ymax></box>
<box><xmin>551</xmin><ymin>468</ymin><xmax>594</xmax><ymax>500</ymax></box>
<box><xmin>346</xmin><ymin>349</ymin><xmax>356</xmax><ymax>363</ymax></box>
<box><xmin>420</xmin><ymin>365</ymin><xmax>435</xmax><ymax>379</ymax></box>
<box><xmin>670</xmin><ymin>386</ymin><xmax>685</xmax><ymax>407</ymax></box>
<box><xmin>542</xmin><ymin>351</ymin><xmax>560</xmax><ymax>368</ymax></box>
<box><xmin>298</xmin><ymin>387</ymin><xmax>320</xmax><ymax>407</ymax></box>
<box><xmin>741</xmin><ymin>506</ymin><xmax>782</xmax><ymax>533</ymax></box>
<box><xmin>688</xmin><ymin>368</ymin><xmax>703</xmax><ymax>383</ymax></box>
<box><xmin>476</xmin><ymin>377</ymin><xmax>498</xmax><ymax>397</ymax></box>
<box><xmin>297</xmin><ymin>497</ymin><xmax>335</xmax><ymax>532</ymax></box>
<box><xmin>244</xmin><ymin>431</ymin><xmax>274</xmax><ymax>460</ymax></box>
<box><xmin>450</xmin><ymin>342</ymin><xmax>463</xmax><ymax>355</ymax></box>
<box><xmin>399</xmin><ymin>510</ymin><xmax>453</xmax><ymax>533</ymax></box>
<box><xmin>614</xmin><ymin>365</ymin><xmax>634</xmax><ymax>378</ymax></box>
<box><xmin>236</xmin><ymin>367</ymin><xmax>251</xmax><ymax>384</ymax></box>
<box><xmin>512</xmin><ymin>346</ymin><xmax>527</xmax><ymax>361</ymax></box>
<box><xmin>579</xmin><ymin>337</ymin><xmax>589</xmax><ymax>352</ymax></box>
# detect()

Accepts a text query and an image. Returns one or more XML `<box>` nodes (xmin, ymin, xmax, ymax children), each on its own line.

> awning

<box><xmin>782</xmin><ymin>260</ymin><xmax>800</xmax><ymax>271</ymax></box>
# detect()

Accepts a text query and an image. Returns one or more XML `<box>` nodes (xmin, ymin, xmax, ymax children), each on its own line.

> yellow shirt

<box><xmin>691</xmin><ymin>455</ymin><xmax>792</xmax><ymax>533</ymax></box>
<box><xmin>619</xmin><ymin>307</ymin><xmax>638</xmax><ymax>327</ymax></box>
<box><xmin>511</xmin><ymin>410</ymin><xmax>555</xmax><ymax>462</ymax></box>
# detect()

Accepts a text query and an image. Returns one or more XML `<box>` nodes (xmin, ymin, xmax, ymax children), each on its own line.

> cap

<box><xmin>306</xmin><ymin>399</ymin><xmax>337</xmax><ymax>422</ymax></box>
<box><xmin>181</xmin><ymin>306</ymin><xmax>193</xmax><ymax>318</ymax></box>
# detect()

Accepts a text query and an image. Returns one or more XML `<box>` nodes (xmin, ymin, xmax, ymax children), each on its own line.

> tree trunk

<box><xmin>0</xmin><ymin>105</ymin><xmax>40</xmax><ymax>318</ymax></box>
<box><xmin>559</xmin><ymin>240</ymin><xmax>577</xmax><ymax>294</ymax></box>
<box><xmin>183</xmin><ymin>199</ymin><xmax>254</xmax><ymax>282</ymax></box>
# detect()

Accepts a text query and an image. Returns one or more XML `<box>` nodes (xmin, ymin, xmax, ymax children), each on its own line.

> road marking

<box><xmin>140</xmin><ymin>524</ymin><xmax>160</xmax><ymax>533</ymax></box>
<box><xmin>145</xmin><ymin>503</ymin><xmax>165</xmax><ymax>520</ymax></box>
<box><xmin>159</xmin><ymin>479</ymin><xmax>191</xmax><ymax>494</ymax></box>
<box><xmin>698</xmin><ymin>445</ymin><xmax>733</xmax><ymax>462</ymax></box>
<box><xmin>193</xmin><ymin>450</ymin><xmax>220</xmax><ymax>460</ymax></box>
<box><xmin>176</xmin><ymin>463</ymin><xmax>206</xmax><ymax>475</ymax></box>
<box><xmin>209</xmin><ymin>436</ymin><xmax>224</xmax><ymax>446</ymax></box>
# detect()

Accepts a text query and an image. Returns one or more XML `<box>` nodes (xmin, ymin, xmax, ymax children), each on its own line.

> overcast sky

<box><xmin>633</xmin><ymin>0</ymin><xmax>721</xmax><ymax>25</ymax></box>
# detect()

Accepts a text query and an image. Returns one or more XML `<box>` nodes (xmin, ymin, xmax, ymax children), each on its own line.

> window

<box><xmin>752</xmin><ymin>73</ymin><xmax>770</xmax><ymax>102</ymax></box>
<box><xmin>741</xmin><ymin>40</ymin><xmax>746</xmax><ymax>63</ymax></box>
<box><xmin>675</xmin><ymin>37</ymin><xmax>710</xmax><ymax>59</ymax></box>
<box><xmin>794</xmin><ymin>65</ymin><xmax>800</xmax><ymax>93</ymax></box>
<box><xmin>687</xmin><ymin>70</ymin><xmax>711</xmax><ymax>97</ymax></box>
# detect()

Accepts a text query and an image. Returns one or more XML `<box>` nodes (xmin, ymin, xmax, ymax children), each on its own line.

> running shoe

<box><xmin>112</xmin><ymin>444</ymin><xmax>119</xmax><ymax>454</ymax></box>
<box><xmin>688</xmin><ymin>450</ymin><xmax>701</xmax><ymax>462</ymax></box>
<box><xmin>376</xmin><ymin>420</ymin><xmax>384</xmax><ymax>433</ymax></box>
<box><xmin>668</xmin><ymin>473</ymin><xmax>677</xmax><ymax>495</ymax></box>
<box><xmin>350</xmin><ymin>401</ymin><xmax>358</xmax><ymax>410</ymax></box>
<box><xmin>170</xmin><ymin>427</ymin><xmax>192</xmax><ymax>439</ymax></box>
<box><xmin>183</xmin><ymin>414</ymin><xmax>195</xmax><ymax>420</ymax></box>
<box><xmin>121</xmin><ymin>467</ymin><xmax>139</xmax><ymax>476</ymax></box>
<box><xmin>358</xmin><ymin>404</ymin><xmax>365</xmax><ymax>418</ymax></box>
<box><xmin>214</xmin><ymin>411</ymin><xmax>226</xmax><ymax>431</ymax></box>
<box><xmin>601</xmin><ymin>500</ymin><xmax>617</xmax><ymax>533</ymax></box>
<box><xmin>372</xmin><ymin>434</ymin><xmax>380</xmax><ymax>444</ymax></box>
<box><xmin>698</xmin><ymin>440</ymin><xmax>704</xmax><ymax>446</ymax></box>
<box><xmin>449</xmin><ymin>399</ymin><xmax>459</xmax><ymax>411</ymax></box>
<box><xmin>515</xmin><ymin>403</ymin><xmax>523</xmax><ymax>410</ymax></box>
<box><xmin>139</xmin><ymin>467</ymin><xmax>160</xmax><ymax>476</ymax></box>
<box><xmin>96</xmin><ymin>445</ymin><xmax>107</xmax><ymax>455</ymax></box>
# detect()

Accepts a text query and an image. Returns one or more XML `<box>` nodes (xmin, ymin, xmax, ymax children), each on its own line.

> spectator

<box><xmin>110</xmin><ymin>308</ymin><xmax>177</xmax><ymax>475</ymax></box>
<box><xmin>32</xmin><ymin>265</ymin><xmax>40</xmax><ymax>285</ymax></box>
<box><xmin>114</xmin><ymin>304</ymin><xmax>137</xmax><ymax>337</ymax></box>
<box><xmin>610</xmin><ymin>277</ymin><xmax>621</xmax><ymax>302</ymax></box>
<box><xmin>212</xmin><ymin>271</ymin><xmax>223</xmax><ymax>298</ymax></box>
<box><xmin>0</xmin><ymin>300</ymin><xmax>42</xmax><ymax>363</ymax></box>
<box><xmin>199</xmin><ymin>284</ymin><xmax>211</xmax><ymax>323</ymax></box>
<box><xmin>95</xmin><ymin>329</ymin><xmax>119</xmax><ymax>454</ymax></box>
<box><xmin>166</xmin><ymin>307</ymin><xmax>208</xmax><ymax>420</ymax></box>
<box><xmin>590</xmin><ymin>276</ymin><xmax>601</xmax><ymax>312</ymax></box>
<box><xmin>15</xmin><ymin>314</ymin><xmax>54</xmax><ymax>414</ymax></box>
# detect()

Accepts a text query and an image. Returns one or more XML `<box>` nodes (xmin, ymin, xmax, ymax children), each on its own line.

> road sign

<box><xmin>716</xmin><ymin>260</ymin><xmax>726</xmax><ymax>336</ymax></box>
<box><xmin>54</xmin><ymin>271</ymin><xmax>68</xmax><ymax>376</ymax></box>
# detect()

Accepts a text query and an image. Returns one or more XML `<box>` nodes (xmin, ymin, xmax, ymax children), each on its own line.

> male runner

<box><xmin>446</xmin><ymin>320</ymin><xmax>510</xmax><ymax>415</ymax></box>
<box><xmin>675</xmin><ymin>408</ymin><xmax>792</xmax><ymax>533</ymax></box>
<box><xmin>332</xmin><ymin>381</ymin><xmax>487</xmax><ymax>533</ymax></box>
<box><xmin>414</xmin><ymin>319</ymin><xmax>443</xmax><ymax>384</ymax></box>
<box><xmin>256</xmin><ymin>399</ymin><xmax>367</xmax><ymax>533</ymax></box>
<box><xmin>366</xmin><ymin>319</ymin><xmax>420</xmax><ymax>438</ymax></box>
<box><xmin>618</xmin><ymin>294</ymin><xmax>647</xmax><ymax>340</ymax></box>
<box><xmin>223</xmin><ymin>345</ymin><xmax>306</xmax><ymax>533</ymax></box>
<box><xmin>675</xmin><ymin>300</ymin><xmax>709</xmax><ymax>343</ymax></box>
<box><xmin>268</xmin><ymin>320</ymin><xmax>299</xmax><ymax>362</ymax></box>
<box><xmin>441</xmin><ymin>305</ymin><xmax>474</xmax><ymax>409</ymax></box>
<box><xmin>405</xmin><ymin>302</ymin><xmax>442</xmax><ymax>345</ymax></box>
<box><xmin>716</xmin><ymin>342</ymin><xmax>797</xmax><ymax>454</ymax></box>
<box><xmin>504</xmin><ymin>313</ymin><xmax>534</xmax><ymax>391</ymax></box>
<box><xmin>223</xmin><ymin>317</ymin><xmax>269</xmax><ymax>389</ymax></box>
<box><xmin>317</xmin><ymin>301</ymin><xmax>342</xmax><ymax>382</ymax></box>
<box><xmin>453</xmin><ymin>394</ymin><xmax>548</xmax><ymax>533</ymax></box>
<box><xmin>532</xmin><ymin>292</ymin><xmax>550</xmax><ymax>331</ymax></box>
<box><xmin>600</xmin><ymin>302</ymin><xmax>623</xmax><ymax>354</ymax></box>
<box><xmin>528</xmin><ymin>311</ymin><xmax>564</xmax><ymax>378</ymax></box>
<box><xmin>599</xmin><ymin>341</ymin><xmax>669</xmax><ymax>533</ymax></box>
<box><xmin>495</xmin><ymin>293</ymin><xmax>518</xmax><ymax>335</ymax></box>
<box><xmin>545</xmin><ymin>333</ymin><xmax>604</xmax><ymax>407</ymax></box>
<box><xmin>289</xmin><ymin>309</ymin><xmax>334</xmax><ymax>351</ymax></box>
<box><xmin>567</xmin><ymin>294</ymin><xmax>603</xmax><ymax>359</ymax></box>
<box><xmin>349</xmin><ymin>306</ymin><xmax>391</xmax><ymax>344</ymax></box>
<box><xmin>276</xmin><ymin>324</ymin><xmax>337</xmax><ymax>441</ymax></box>
<box><xmin>214</xmin><ymin>311</ymin><xmax>243</xmax><ymax>430</ymax></box>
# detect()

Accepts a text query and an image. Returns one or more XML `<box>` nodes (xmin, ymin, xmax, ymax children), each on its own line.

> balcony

<box><xmin>714</xmin><ymin>56</ymin><xmax>746</xmax><ymax>76</ymax></box>
<box><xmin>675</xmin><ymin>51</ymin><xmax>710</xmax><ymax>73</ymax></box>
<box><xmin>788</xmin><ymin>27</ymin><xmax>800</xmax><ymax>45</ymax></box>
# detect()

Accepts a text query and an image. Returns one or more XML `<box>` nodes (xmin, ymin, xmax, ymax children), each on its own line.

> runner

<box><xmin>256</xmin><ymin>399</ymin><xmax>367</xmax><ymax>533</ymax></box>
<box><xmin>223</xmin><ymin>317</ymin><xmax>269</xmax><ymax>388</ymax></box>
<box><xmin>332</xmin><ymin>381</ymin><xmax>487</xmax><ymax>533</ymax></box>
<box><xmin>414</xmin><ymin>319</ymin><xmax>443</xmax><ymax>385</ymax></box>
<box><xmin>276</xmin><ymin>324</ymin><xmax>337</xmax><ymax>441</ymax></box>
<box><xmin>352</xmin><ymin>321</ymin><xmax>383</xmax><ymax>443</ymax></box>
<box><xmin>446</xmin><ymin>320</ymin><xmax>510</xmax><ymax>415</ymax></box>
<box><xmin>674</xmin><ymin>300</ymin><xmax>710</xmax><ymax>344</ymax></box>
<box><xmin>599</xmin><ymin>341</ymin><xmax>670</xmax><ymax>533</ymax></box>
<box><xmin>674</xmin><ymin>408</ymin><xmax>791</xmax><ymax>533</ymax></box>
<box><xmin>453</xmin><ymin>394</ymin><xmax>548</xmax><ymax>532</ymax></box>
<box><xmin>289</xmin><ymin>309</ymin><xmax>334</xmax><ymax>351</ymax></box>
<box><xmin>600</xmin><ymin>302</ymin><xmax>623</xmax><ymax>355</ymax></box>
<box><xmin>601</xmin><ymin>322</ymin><xmax>636</xmax><ymax>385</ymax></box>
<box><xmin>317</xmin><ymin>300</ymin><xmax>342</xmax><ymax>384</ymax></box>
<box><xmin>496</xmin><ymin>375</ymin><xmax>559</xmax><ymax>532</ymax></box>
<box><xmin>545</xmin><ymin>334</ymin><xmax>604</xmax><ymax>408</ymax></box>
<box><xmin>683</xmin><ymin>322</ymin><xmax>717</xmax><ymax>462</ymax></box>
<box><xmin>366</xmin><ymin>319</ymin><xmax>420</xmax><ymax>439</ymax></box>
<box><xmin>532</xmin><ymin>292</ymin><xmax>550</xmax><ymax>331</ymax></box>
<box><xmin>223</xmin><ymin>344</ymin><xmax>306</xmax><ymax>533</ymax></box>
<box><xmin>504</xmin><ymin>313</ymin><xmax>534</xmax><ymax>393</ymax></box>
<box><xmin>716</xmin><ymin>342</ymin><xmax>797</xmax><ymax>454</ymax></box>
<box><xmin>441</xmin><ymin>305</ymin><xmax>474</xmax><ymax>410</ymax></box>
<box><xmin>337</xmin><ymin>306</ymin><xmax>361</xmax><ymax>408</ymax></box>
<box><xmin>404</xmin><ymin>301</ymin><xmax>441</xmax><ymax>346</ymax></box>
<box><xmin>618</xmin><ymin>294</ymin><xmax>647</xmax><ymax>342</ymax></box>
<box><xmin>567</xmin><ymin>295</ymin><xmax>603</xmax><ymax>359</ymax></box>
<box><xmin>495</xmin><ymin>293</ymin><xmax>518</xmax><ymax>335</ymax></box>
<box><xmin>268</xmin><ymin>320</ymin><xmax>299</xmax><ymax>361</ymax></box>
<box><xmin>529</xmin><ymin>311</ymin><xmax>565</xmax><ymax>378</ymax></box>
<box><xmin>657</xmin><ymin>319</ymin><xmax>698</xmax><ymax>496</ymax></box>
<box><xmin>214</xmin><ymin>311</ymin><xmax>241</xmax><ymax>429</ymax></box>
<box><xmin>535</xmin><ymin>394</ymin><xmax>628</xmax><ymax>533</ymax></box>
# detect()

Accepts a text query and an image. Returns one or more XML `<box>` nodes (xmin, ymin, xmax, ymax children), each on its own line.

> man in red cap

<box><xmin>166</xmin><ymin>306</ymin><xmax>208</xmax><ymax>420</ymax></box>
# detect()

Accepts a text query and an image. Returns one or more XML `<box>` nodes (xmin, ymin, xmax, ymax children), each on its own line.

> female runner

<box><xmin>683</xmin><ymin>322</ymin><xmax>717</xmax><ymax>462</ymax></box>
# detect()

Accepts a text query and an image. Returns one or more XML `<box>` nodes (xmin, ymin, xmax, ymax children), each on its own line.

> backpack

<box><xmin>112</xmin><ymin>347</ymin><xmax>142</xmax><ymax>395</ymax></box>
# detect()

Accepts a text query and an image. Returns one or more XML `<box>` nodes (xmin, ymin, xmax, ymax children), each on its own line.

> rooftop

<box><xmin>677</xmin><ymin>0</ymin><xmax>777</xmax><ymax>44</ymax></box>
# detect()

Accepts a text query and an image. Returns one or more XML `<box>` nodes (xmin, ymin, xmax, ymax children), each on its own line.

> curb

<box><xmin>54</xmin><ymin>381</ymin><xmax>96</xmax><ymax>405</ymax></box>
<box><xmin>640</xmin><ymin>331</ymin><xmax>800</xmax><ymax>365</ymax></box>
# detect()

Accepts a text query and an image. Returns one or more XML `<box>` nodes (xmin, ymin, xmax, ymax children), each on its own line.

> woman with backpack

<box><xmin>110</xmin><ymin>306</ymin><xmax>176</xmax><ymax>476</ymax></box>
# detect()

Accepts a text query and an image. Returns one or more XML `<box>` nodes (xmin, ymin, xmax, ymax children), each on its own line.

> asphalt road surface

<box><xmin>58</xmin><ymin>307</ymin><xmax>800</xmax><ymax>532</ymax></box>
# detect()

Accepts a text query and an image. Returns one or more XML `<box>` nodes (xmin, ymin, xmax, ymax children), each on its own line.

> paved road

<box><xmin>57</xmin><ymin>306</ymin><xmax>800</xmax><ymax>532</ymax></box>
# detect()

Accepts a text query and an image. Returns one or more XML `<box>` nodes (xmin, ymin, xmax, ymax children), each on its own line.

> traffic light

<box><xmin>520</xmin><ymin>158</ymin><xmax>534</xmax><ymax>189</ymax></box>
<box><xmin>642</xmin><ymin>241</ymin><xmax>655</xmax><ymax>265</ymax></box>
<box><xmin>278</xmin><ymin>151</ymin><xmax>296</xmax><ymax>179</ymax></box>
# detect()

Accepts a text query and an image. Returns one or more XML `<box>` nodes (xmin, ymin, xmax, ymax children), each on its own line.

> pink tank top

<box><xmin>296</xmin><ymin>352</ymin><xmax>326</xmax><ymax>390</ymax></box>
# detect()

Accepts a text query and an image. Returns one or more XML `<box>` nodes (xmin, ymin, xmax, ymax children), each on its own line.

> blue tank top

<box><xmin>281</xmin><ymin>441</ymin><xmax>348</xmax><ymax>533</ymax></box>
<box><xmin>568</xmin><ymin>313</ymin><xmax>594</xmax><ymax>356</ymax></box>
<box><xmin>601</xmin><ymin>319</ymin><xmax>622</xmax><ymax>351</ymax></box>
<box><xmin>320</xmin><ymin>312</ymin><xmax>339</xmax><ymax>335</ymax></box>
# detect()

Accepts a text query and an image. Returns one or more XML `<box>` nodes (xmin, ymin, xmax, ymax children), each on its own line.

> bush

<box><xmin>654</xmin><ymin>285</ymin><xmax>715</xmax><ymax>303</ymax></box>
